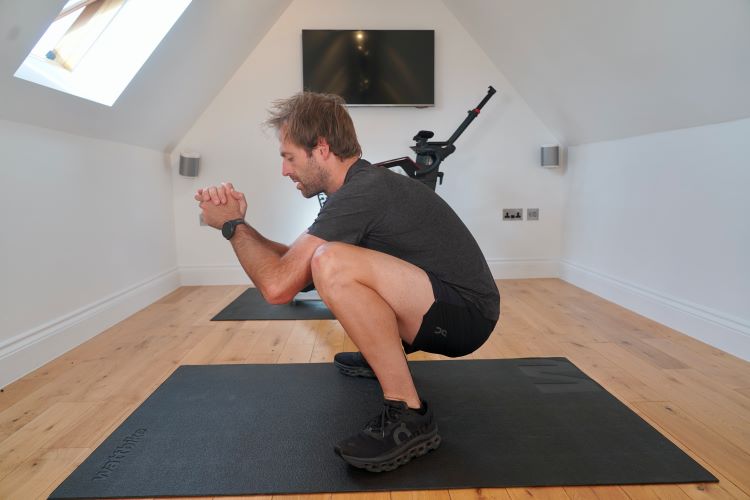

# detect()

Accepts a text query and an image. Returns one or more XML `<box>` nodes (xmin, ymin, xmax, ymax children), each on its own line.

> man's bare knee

<box><xmin>311</xmin><ymin>241</ymin><xmax>341</xmax><ymax>274</ymax></box>
<box><xmin>311</xmin><ymin>242</ymin><xmax>351</xmax><ymax>290</ymax></box>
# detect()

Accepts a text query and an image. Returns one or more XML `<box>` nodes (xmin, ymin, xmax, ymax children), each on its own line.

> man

<box><xmin>196</xmin><ymin>92</ymin><xmax>499</xmax><ymax>472</ymax></box>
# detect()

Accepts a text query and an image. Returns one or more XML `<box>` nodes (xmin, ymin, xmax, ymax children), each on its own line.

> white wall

<box><xmin>173</xmin><ymin>0</ymin><xmax>564</xmax><ymax>285</ymax></box>
<box><xmin>562</xmin><ymin>118</ymin><xmax>750</xmax><ymax>361</ymax></box>
<box><xmin>0</xmin><ymin>119</ymin><xmax>180</xmax><ymax>387</ymax></box>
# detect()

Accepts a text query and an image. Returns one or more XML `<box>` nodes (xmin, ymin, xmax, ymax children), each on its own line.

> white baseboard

<box><xmin>5</xmin><ymin>259</ymin><xmax>745</xmax><ymax>389</ymax></box>
<box><xmin>180</xmin><ymin>259</ymin><xmax>561</xmax><ymax>286</ymax></box>
<box><xmin>180</xmin><ymin>265</ymin><xmax>253</xmax><ymax>286</ymax></box>
<box><xmin>0</xmin><ymin>268</ymin><xmax>181</xmax><ymax>389</ymax></box>
<box><xmin>486</xmin><ymin>258</ymin><xmax>561</xmax><ymax>279</ymax></box>
<box><xmin>560</xmin><ymin>260</ymin><xmax>750</xmax><ymax>362</ymax></box>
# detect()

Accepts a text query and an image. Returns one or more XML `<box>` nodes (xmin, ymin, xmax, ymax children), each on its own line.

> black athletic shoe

<box><xmin>334</xmin><ymin>399</ymin><xmax>441</xmax><ymax>472</ymax></box>
<box><xmin>333</xmin><ymin>351</ymin><xmax>376</xmax><ymax>378</ymax></box>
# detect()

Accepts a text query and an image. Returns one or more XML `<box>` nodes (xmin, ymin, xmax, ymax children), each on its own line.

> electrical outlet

<box><xmin>527</xmin><ymin>208</ymin><xmax>539</xmax><ymax>221</ymax></box>
<box><xmin>503</xmin><ymin>208</ymin><xmax>523</xmax><ymax>220</ymax></box>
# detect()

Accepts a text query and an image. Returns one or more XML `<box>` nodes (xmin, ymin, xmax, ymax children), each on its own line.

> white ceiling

<box><xmin>1</xmin><ymin>0</ymin><xmax>748</xmax><ymax>150</ymax></box>
<box><xmin>443</xmin><ymin>0</ymin><xmax>750</xmax><ymax>145</ymax></box>
<box><xmin>0</xmin><ymin>0</ymin><xmax>292</xmax><ymax>151</ymax></box>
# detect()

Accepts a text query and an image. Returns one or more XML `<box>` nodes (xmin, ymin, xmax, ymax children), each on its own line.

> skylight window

<box><xmin>14</xmin><ymin>0</ymin><xmax>192</xmax><ymax>106</ymax></box>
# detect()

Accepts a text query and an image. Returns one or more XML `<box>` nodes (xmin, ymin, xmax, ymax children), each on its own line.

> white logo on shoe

<box><xmin>434</xmin><ymin>326</ymin><xmax>448</xmax><ymax>337</ymax></box>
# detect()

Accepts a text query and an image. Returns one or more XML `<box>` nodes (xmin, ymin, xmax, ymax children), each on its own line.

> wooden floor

<box><xmin>1</xmin><ymin>278</ymin><xmax>749</xmax><ymax>499</ymax></box>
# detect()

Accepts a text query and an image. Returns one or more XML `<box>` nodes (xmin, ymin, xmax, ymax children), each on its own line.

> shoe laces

<box><xmin>366</xmin><ymin>402</ymin><xmax>405</xmax><ymax>438</ymax></box>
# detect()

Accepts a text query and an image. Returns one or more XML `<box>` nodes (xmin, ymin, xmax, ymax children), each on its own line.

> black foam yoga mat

<box><xmin>212</xmin><ymin>288</ymin><xmax>335</xmax><ymax>320</ymax></box>
<box><xmin>49</xmin><ymin>358</ymin><xmax>716</xmax><ymax>499</ymax></box>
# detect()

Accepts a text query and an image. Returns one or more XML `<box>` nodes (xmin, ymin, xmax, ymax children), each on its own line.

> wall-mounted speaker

<box><xmin>541</xmin><ymin>145</ymin><xmax>560</xmax><ymax>168</ymax></box>
<box><xmin>179</xmin><ymin>152</ymin><xmax>200</xmax><ymax>177</ymax></box>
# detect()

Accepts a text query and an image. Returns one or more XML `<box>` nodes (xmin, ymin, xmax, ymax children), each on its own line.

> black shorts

<box><xmin>404</xmin><ymin>272</ymin><xmax>497</xmax><ymax>358</ymax></box>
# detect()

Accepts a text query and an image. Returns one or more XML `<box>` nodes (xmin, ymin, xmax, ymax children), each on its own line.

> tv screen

<box><xmin>302</xmin><ymin>30</ymin><xmax>434</xmax><ymax>106</ymax></box>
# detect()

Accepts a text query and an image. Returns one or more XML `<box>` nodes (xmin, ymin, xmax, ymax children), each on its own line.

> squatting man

<box><xmin>196</xmin><ymin>91</ymin><xmax>500</xmax><ymax>472</ymax></box>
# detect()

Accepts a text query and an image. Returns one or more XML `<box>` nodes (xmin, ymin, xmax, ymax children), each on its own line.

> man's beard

<box><xmin>297</xmin><ymin>155</ymin><xmax>330</xmax><ymax>198</ymax></box>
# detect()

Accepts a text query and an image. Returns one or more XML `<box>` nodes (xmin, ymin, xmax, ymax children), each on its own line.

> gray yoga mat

<box><xmin>49</xmin><ymin>358</ymin><xmax>717</xmax><ymax>499</ymax></box>
<box><xmin>212</xmin><ymin>288</ymin><xmax>335</xmax><ymax>320</ymax></box>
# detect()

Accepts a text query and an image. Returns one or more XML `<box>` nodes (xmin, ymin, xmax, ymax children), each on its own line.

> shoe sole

<box><xmin>336</xmin><ymin>427</ymin><xmax>442</xmax><ymax>472</ymax></box>
<box><xmin>333</xmin><ymin>359</ymin><xmax>376</xmax><ymax>379</ymax></box>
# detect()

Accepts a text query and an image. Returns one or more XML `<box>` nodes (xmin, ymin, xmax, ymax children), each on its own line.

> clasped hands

<box><xmin>194</xmin><ymin>182</ymin><xmax>248</xmax><ymax>229</ymax></box>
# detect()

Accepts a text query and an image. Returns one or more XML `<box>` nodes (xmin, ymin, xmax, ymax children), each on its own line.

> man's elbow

<box><xmin>261</xmin><ymin>284</ymin><xmax>297</xmax><ymax>305</ymax></box>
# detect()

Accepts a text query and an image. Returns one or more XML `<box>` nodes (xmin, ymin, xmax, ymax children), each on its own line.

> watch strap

<box><xmin>222</xmin><ymin>218</ymin><xmax>247</xmax><ymax>240</ymax></box>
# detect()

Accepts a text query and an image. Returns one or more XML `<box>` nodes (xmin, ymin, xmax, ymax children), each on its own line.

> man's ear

<box><xmin>315</xmin><ymin>137</ymin><xmax>331</xmax><ymax>158</ymax></box>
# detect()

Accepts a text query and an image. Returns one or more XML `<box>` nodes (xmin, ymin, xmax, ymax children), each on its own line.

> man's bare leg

<box><xmin>311</xmin><ymin>242</ymin><xmax>434</xmax><ymax>409</ymax></box>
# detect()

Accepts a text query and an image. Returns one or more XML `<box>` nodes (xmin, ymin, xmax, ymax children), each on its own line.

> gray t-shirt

<box><xmin>307</xmin><ymin>159</ymin><xmax>500</xmax><ymax>321</ymax></box>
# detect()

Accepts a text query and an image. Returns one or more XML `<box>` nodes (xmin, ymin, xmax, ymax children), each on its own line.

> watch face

<box><xmin>222</xmin><ymin>219</ymin><xmax>245</xmax><ymax>239</ymax></box>
<box><xmin>222</xmin><ymin>222</ymin><xmax>233</xmax><ymax>239</ymax></box>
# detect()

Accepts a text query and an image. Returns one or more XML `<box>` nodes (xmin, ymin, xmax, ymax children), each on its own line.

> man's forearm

<box><xmin>265</xmin><ymin>238</ymin><xmax>290</xmax><ymax>256</ymax></box>
<box><xmin>230</xmin><ymin>224</ymin><xmax>291</xmax><ymax>299</ymax></box>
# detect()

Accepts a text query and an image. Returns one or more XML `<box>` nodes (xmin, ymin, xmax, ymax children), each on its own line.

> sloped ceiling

<box><xmin>3</xmin><ymin>0</ymin><xmax>749</xmax><ymax>150</ymax></box>
<box><xmin>443</xmin><ymin>0</ymin><xmax>750</xmax><ymax>146</ymax></box>
<box><xmin>0</xmin><ymin>0</ymin><xmax>291</xmax><ymax>151</ymax></box>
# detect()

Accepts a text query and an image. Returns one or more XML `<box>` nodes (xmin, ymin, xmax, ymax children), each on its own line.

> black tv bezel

<box><xmin>301</xmin><ymin>29</ymin><xmax>435</xmax><ymax>107</ymax></box>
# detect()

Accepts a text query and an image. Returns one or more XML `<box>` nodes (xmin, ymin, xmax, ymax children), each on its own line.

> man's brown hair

<box><xmin>265</xmin><ymin>92</ymin><xmax>362</xmax><ymax>159</ymax></box>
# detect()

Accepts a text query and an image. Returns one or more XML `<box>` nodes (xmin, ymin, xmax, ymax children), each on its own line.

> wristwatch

<box><xmin>222</xmin><ymin>218</ymin><xmax>247</xmax><ymax>240</ymax></box>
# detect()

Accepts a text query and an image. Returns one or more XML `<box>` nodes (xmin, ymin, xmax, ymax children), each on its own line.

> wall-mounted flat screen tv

<box><xmin>302</xmin><ymin>29</ymin><xmax>434</xmax><ymax>106</ymax></box>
